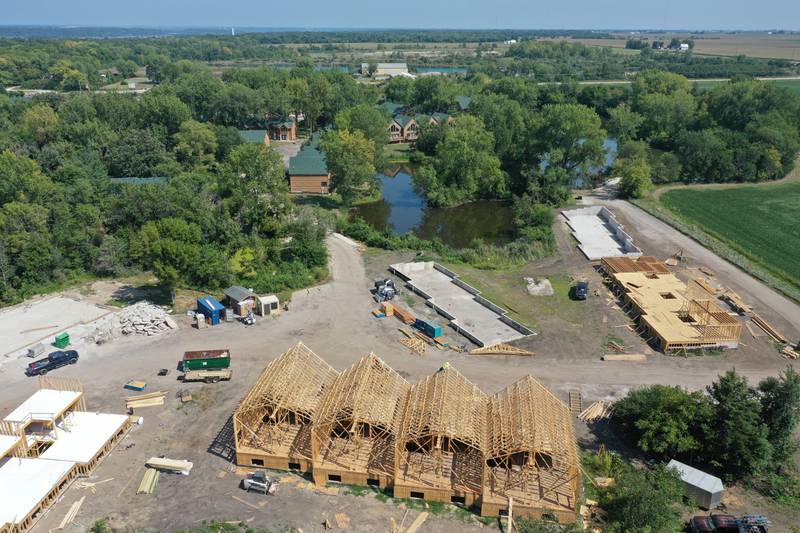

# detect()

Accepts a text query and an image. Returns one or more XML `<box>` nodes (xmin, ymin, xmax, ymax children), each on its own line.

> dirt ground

<box><xmin>2</xmin><ymin>195</ymin><xmax>800</xmax><ymax>531</ymax></box>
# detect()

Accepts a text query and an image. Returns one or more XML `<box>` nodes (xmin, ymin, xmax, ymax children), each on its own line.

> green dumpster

<box><xmin>54</xmin><ymin>332</ymin><xmax>70</xmax><ymax>349</ymax></box>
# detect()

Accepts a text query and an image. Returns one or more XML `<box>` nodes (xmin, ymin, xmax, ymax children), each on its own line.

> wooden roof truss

<box><xmin>396</xmin><ymin>367</ymin><xmax>488</xmax><ymax>494</ymax></box>
<box><xmin>312</xmin><ymin>354</ymin><xmax>410</xmax><ymax>476</ymax></box>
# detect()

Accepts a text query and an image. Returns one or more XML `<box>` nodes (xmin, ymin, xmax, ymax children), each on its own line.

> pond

<box><xmin>350</xmin><ymin>167</ymin><xmax>514</xmax><ymax>249</ymax></box>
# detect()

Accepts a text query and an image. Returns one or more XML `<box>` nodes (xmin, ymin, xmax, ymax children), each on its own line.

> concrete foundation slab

<box><xmin>561</xmin><ymin>206</ymin><xmax>642</xmax><ymax>261</ymax></box>
<box><xmin>390</xmin><ymin>262</ymin><xmax>533</xmax><ymax>347</ymax></box>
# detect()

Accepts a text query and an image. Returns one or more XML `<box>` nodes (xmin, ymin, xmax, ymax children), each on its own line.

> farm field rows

<box><xmin>660</xmin><ymin>181</ymin><xmax>800</xmax><ymax>292</ymax></box>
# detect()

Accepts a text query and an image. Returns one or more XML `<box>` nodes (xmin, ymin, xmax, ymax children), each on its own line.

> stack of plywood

<box><xmin>392</xmin><ymin>305</ymin><xmax>415</xmax><ymax>325</ymax></box>
<box><xmin>125</xmin><ymin>391</ymin><xmax>166</xmax><ymax>410</ymax></box>
<box><xmin>137</xmin><ymin>468</ymin><xmax>160</xmax><ymax>494</ymax></box>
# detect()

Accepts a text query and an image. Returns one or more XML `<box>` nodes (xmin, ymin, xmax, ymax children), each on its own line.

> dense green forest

<box><xmin>1</xmin><ymin>33</ymin><xmax>798</xmax><ymax>306</ymax></box>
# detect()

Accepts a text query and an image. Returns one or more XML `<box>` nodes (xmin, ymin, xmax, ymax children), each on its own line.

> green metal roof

<box><xmin>288</xmin><ymin>148</ymin><xmax>328</xmax><ymax>176</ymax></box>
<box><xmin>432</xmin><ymin>112</ymin><xmax>451</xmax><ymax>124</ymax></box>
<box><xmin>379</xmin><ymin>102</ymin><xmax>405</xmax><ymax>115</ymax></box>
<box><xmin>455</xmin><ymin>95</ymin><xmax>471</xmax><ymax>111</ymax></box>
<box><xmin>238</xmin><ymin>130</ymin><xmax>268</xmax><ymax>143</ymax></box>
<box><xmin>110</xmin><ymin>177</ymin><xmax>168</xmax><ymax>185</ymax></box>
<box><xmin>393</xmin><ymin>114</ymin><xmax>415</xmax><ymax>127</ymax></box>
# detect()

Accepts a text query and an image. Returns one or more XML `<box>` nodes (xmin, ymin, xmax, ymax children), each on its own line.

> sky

<box><xmin>2</xmin><ymin>0</ymin><xmax>798</xmax><ymax>31</ymax></box>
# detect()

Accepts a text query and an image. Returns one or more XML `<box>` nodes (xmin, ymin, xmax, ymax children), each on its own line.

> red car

<box><xmin>689</xmin><ymin>514</ymin><xmax>739</xmax><ymax>533</ymax></box>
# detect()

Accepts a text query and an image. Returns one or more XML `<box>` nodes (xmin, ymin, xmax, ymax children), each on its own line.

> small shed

<box><xmin>197</xmin><ymin>297</ymin><xmax>225</xmax><ymax>326</ymax></box>
<box><xmin>223</xmin><ymin>286</ymin><xmax>256</xmax><ymax>315</ymax></box>
<box><xmin>667</xmin><ymin>459</ymin><xmax>724</xmax><ymax>509</ymax></box>
<box><xmin>256</xmin><ymin>295</ymin><xmax>280</xmax><ymax>316</ymax></box>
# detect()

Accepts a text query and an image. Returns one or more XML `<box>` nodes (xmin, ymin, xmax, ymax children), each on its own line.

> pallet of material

<box><xmin>392</xmin><ymin>305</ymin><xmax>415</xmax><ymax>325</ymax></box>
<box><xmin>578</xmin><ymin>400</ymin><xmax>615</xmax><ymax>422</ymax></box>
<box><xmin>124</xmin><ymin>380</ymin><xmax>147</xmax><ymax>391</ymax></box>
<box><xmin>137</xmin><ymin>467</ymin><xmax>160</xmax><ymax>494</ymax></box>
<box><xmin>380</xmin><ymin>301</ymin><xmax>394</xmax><ymax>317</ymax></box>
<box><xmin>371</xmin><ymin>309</ymin><xmax>385</xmax><ymax>318</ymax></box>
<box><xmin>469</xmin><ymin>343</ymin><xmax>535</xmax><ymax>356</ymax></box>
<box><xmin>601</xmin><ymin>354</ymin><xmax>647</xmax><ymax>362</ymax></box>
<box><xmin>781</xmin><ymin>346</ymin><xmax>800</xmax><ymax>360</ymax></box>
<box><xmin>721</xmin><ymin>288</ymin><xmax>753</xmax><ymax>315</ymax></box>
<box><xmin>125</xmin><ymin>391</ymin><xmax>167</xmax><ymax>409</ymax></box>
<box><xmin>400</xmin><ymin>337</ymin><xmax>427</xmax><ymax>355</ymax></box>
<box><xmin>752</xmin><ymin>315</ymin><xmax>788</xmax><ymax>344</ymax></box>
<box><xmin>145</xmin><ymin>457</ymin><xmax>194</xmax><ymax>475</ymax></box>
<box><xmin>412</xmin><ymin>331</ymin><xmax>434</xmax><ymax>345</ymax></box>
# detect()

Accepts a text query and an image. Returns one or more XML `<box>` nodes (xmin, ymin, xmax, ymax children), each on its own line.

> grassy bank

<box><xmin>633</xmin><ymin>179</ymin><xmax>800</xmax><ymax>303</ymax></box>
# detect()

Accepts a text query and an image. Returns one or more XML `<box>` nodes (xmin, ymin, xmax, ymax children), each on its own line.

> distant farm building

<box><xmin>233</xmin><ymin>343</ymin><xmax>581</xmax><ymax>523</ymax></box>
<box><xmin>375</xmin><ymin>63</ymin><xmax>409</xmax><ymax>77</ymax></box>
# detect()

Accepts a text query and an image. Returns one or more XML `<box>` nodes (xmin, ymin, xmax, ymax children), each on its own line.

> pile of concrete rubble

<box><xmin>85</xmin><ymin>301</ymin><xmax>177</xmax><ymax>344</ymax></box>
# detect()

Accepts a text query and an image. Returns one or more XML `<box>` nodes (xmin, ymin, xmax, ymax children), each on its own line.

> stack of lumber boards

<box><xmin>400</xmin><ymin>337</ymin><xmax>427</xmax><ymax>355</ymax></box>
<box><xmin>470</xmin><ymin>343</ymin><xmax>535</xmax><ymax>356</ymax></box>
<box><xmin>137</xmin><ymin>468</ymin><xmax>160</xmax><ymax>494</ymax></box>
<box><xmin>601</xmin><ymin>353</ymin><xmax>646</xmax><ymax>362</ymax></box>
<box><xmin>125</xmin><ymin>391</ymin><xmax>167</xmax><ymax>409</ymax></box>
<box><xmin>781</xmin><ymin>345</ymin><xmax>800</xmax><ymax>360</ymax></box>
<box><xmin>145</xmin><ymin>457</ymin><xmax>194</xmax><ymax>475</ymax></box>
<box><xmin>605</xmin><ymin>340</ymin><xmax>625</xmax><ymax>353</ymax></box>
<box><xmin>721</xmin><ymin>288</ymin><xmax>752</xmax><ymax>314</ymax></box>
<box><xmin>392</xmin><ymin>305</ymin><xmax>415</xmax><ymax>325</ymax></box>
<box><xmin>57</xmin><ymin>496</ymin><xmax>85</xmax><ymax>529</ymax></box>
<box><xmin>380</xmin><ymin>301</ymin><xmax>394</xmax><ymax>316</ymax></box>
<box><xmin>752</xmin><ymin>315</ymin><xmax>788</xmax><ymax>344</ymax></box>
<box><xmin>578</xmin><ymin>401</ymin><xmax>615</xmax><ymax>422</ymax></box>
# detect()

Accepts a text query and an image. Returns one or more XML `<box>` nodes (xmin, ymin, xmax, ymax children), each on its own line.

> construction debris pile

<box><xmin>85</xmin><ymin>301</ymin><xmax>177</xmax><ymax>344</ymax></box>
<box><xmin>525</xmin><ymin>277</ymin><xmax>554</xmax><ymax>296</ymax></box>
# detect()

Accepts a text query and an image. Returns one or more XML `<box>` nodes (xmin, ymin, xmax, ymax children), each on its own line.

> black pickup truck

<box><xmin>25</xmin><ymin>350</ymin><xmax>79</xmax><ymax>377</ymax></box>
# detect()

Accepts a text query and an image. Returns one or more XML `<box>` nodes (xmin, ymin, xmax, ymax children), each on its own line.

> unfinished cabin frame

<box><xmin>233</xmin><ymin>342</ymin><xmax>337</xmax><ymax>472</ymax></box>
<box><xmin>482</xmin><ymin>376</ymin><xmax>580</xmax><ymax>523</ymax></box>
<box><xmin>600</xmin><ymin>257</ymin><xmax>741</xmax><ymax>352</ymax></box>
<box><xmin>394</xmin><ymin>367</ymin><xmax>487</xmax><ymax>507</ymax></box>
<box><xmin>311</xmin><ymin>355</ymin><xmax>409</xmax><ymax>489</ymax></box>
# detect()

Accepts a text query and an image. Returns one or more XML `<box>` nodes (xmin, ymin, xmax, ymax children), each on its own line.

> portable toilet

<box><xmin>196</xmin><ymin>297</ymin><xmax>224</xmax><ymax>326</ymax></box>
<box><xmin>54</xmin><ymin>332</ymin><xmax>70</xmax><ymax>349</ymax></box>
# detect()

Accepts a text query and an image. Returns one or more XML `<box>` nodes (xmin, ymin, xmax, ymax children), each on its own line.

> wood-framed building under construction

<box><xmin>394</xmin><ymin>366</ymin><xmax>487</xmax><ymax>507</ymax></box>
<box><xmin>233</xmin><ymin>342</ymin><xmax>338</xmax><ymax>472</ymax></box>
<box><xmin>233</xmin><ymin>345</ymin><xmax>581</xmax><ymax>523</ymax></box>
<box><xmin>482</xmin><ymin>376</ymin><xmax>581</xmax><ymax>522</ymax></box>
<box><xmin>600</xmin><ymin>257</ymin><xmax>742</xmax><ymax>352</ymax></box>
<box><xmin>312</xmin><ymin>354</ymin><xmax>409</xmax><ymax>489</ymax></box>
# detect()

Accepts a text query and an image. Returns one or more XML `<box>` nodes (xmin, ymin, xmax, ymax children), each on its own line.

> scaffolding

<box><xmin>394</xmin><ymin>367</ymin><xmax>487</xmax><ymax>505</ymax></box>
<box><xmin>312</xmin><ymin>354</ymin><xmax>410</xmax><ymax>488</ymax></box>
<box><xmin>233</xmin><ymin>342</ymin><xmax>338</xmax><ymax>471</ymax></box>
<box><xmin>482</xmin><ymin>376</ymin><xmax>580</xmax><ymax>523</ymax></box>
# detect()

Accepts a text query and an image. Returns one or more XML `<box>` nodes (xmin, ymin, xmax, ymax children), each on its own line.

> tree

<box><xmin>115</xmin><ymin>60</ymin><xmax>138</xmax><ymax>79</ymax></box>
<box><xmin>617</xmin><ymin>157</ymin><xmax>653</xmax><ymax>199</ymax></box>
<box><xmin>470</xmin><ymin>93</ymin><xmax>526</xmax><ymax>162</ymax></box>
<box><xmin>173</xmin><ymin>71</ymin><xmax>224</xmax><ymax>121</ymax></box>
<box><xmin>320</xmin><ymin>129</ymin><xmax>377</xmax><ymax>206</ymax></box>
<box><xmin>414</xmin><ymin>115</ymin><xmax>505</xmax><ymax>206</ymax></box>
<box><xmin>173</xmin><ymin>120</ymin><xmax>218</xmax><ymax>169</ymax></box>
<box><xmin>20</xmin><ymin>103</ymin><xmax>59</xmax><ymax>145</ymax></box>
<box><xmin>105</xmin><ymin>129</ymin><xmax>171</xmax><ymax>177</ymax></box>
<box><xmin>0</xmin><ymin>150</ymin><xmax>55</xmax><ymax>205</ymax></box>
<box><xmin>130</xmin><ymin>217</ymin><xmax>203</xmax><ymax>289</ymax></box>
<box><xmin>139</xmin><ymin>91</ymin><xmax>192</xmax><ymax>135</ymax></box>
<box><xmin>675</xmin><ymin>128</ymin><xmax>733</xmax><ymax>183</ymax></box>
<box><xmin>607</xmin><ymin>104</ymin><xmax>644</xmax><ymax>144</ymax></box>
<box><xmin>636</xmin><ymin>90</ymin><xmax>696</xmax><ymax>144</ymax></box>
<box><xmin>603</xmin><ymin>463</ymin><xmax>684</xmax><ymax>533</ymax></box>
<box><xmin>334</xmin><ymin>104</ymin><xmax>389</xmax><ymax>166</ymax></box>
<box><xmin>613</xmin><ymin>385</ymin><xmax>713</xmax><ymax>460</ymax></box>
<box><xmin>707</xmin><ymin>370</ymin><xmax>771</xmax><ymax>479</ymax></box>
<box><xmin>758</xmin><ymin>366</ymin><xmax>800</xmax><ymax>465</ymax></box>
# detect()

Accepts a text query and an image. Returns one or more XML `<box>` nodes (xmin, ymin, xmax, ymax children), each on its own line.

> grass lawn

<box><xmin>692</xmin><ymin>78</ymin><xmax>800</xmax><ymax>94</ymax></box>
<box><xmin>659</xmin><ymin>181</ymin><xmax>800</xmax><ymax>292</ymax></box>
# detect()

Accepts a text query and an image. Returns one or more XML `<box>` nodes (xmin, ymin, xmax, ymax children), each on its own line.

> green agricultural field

<box><xmin>660</xmin><ymin>181</ymin><xmax>800</xmax><ymax>291</ymax></box>
<box><xmin>692</xmin><ymin>78</ymin><xmax>800</xmax><ymax>94</ymax></box>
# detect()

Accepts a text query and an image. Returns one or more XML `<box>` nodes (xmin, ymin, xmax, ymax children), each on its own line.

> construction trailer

<box><xmin>394</xmin><ymin>366</ymin><xmax>487</xmax><ymax>508</ymax></box>
<box><xmin>668</xmin><ymin>459</ymin><xmax>724</xmax><ymax>510</ymax></box>
<box><xmin>311</xmin><ymin>355</ymin><xmax>410</xmax><ymax>490</ymax></box>
<box><xmin>223</xmin><ymin>286</ymin><xmax>256</xmax><ymax>316</ymax></box>
<box><xmin>232</xmin><ymin>345</ymin><xmax>581</xmax><ymax>524</ymax></box>
<box><xmin>233</xmin><ymin>342</ymin><xmax>337</xmax><ymax>472</ymax></box>
<box><xmin>0</xmin><ymin>377</ymin><xmax>132</xmax><ymax>533</ymax></box>
<box><xmin>255</xmin><ymin>294</ymin><xmax>280</xmax><ymax>316</ymax></box>
<box><xmin>600</xmin><ymin>258</ymin><xmax>741</xmax><ymax>352</ymax></box>
<box><xmin>482</xmin><ymin>376</ymin><xmax>581</xmax><ymax>523</ymax></box>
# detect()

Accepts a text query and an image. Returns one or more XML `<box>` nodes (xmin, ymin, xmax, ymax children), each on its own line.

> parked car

<box><xmin>242</xmin><ymin>471</ymin><xmax>278</xmax><ymax>494</ymax></box>
<box><xmin>689</xmin><ymin>514</ymin><xmax>750</xmax><ymax>533</ymax></box>
<box><xmin>571</xmin><ymin>280</ymin><xmax>589</xmax><ymax>300</ymax></box>
<box><xmin>25</xmin><ymin>350</ymin><xmax>79</xmax><ymax>377</ymax></box>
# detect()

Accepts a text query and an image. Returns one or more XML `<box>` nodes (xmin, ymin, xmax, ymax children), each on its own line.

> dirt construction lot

<box><xmin>1</xmin><ymin>202</ymin><xmax>799</xmax><ymax>531</ymax></box>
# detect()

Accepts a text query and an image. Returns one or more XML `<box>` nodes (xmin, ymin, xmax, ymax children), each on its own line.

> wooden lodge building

<box><xmin>287</xmin><ymin>133</ymin><xmax>332</xmax><ymax>195</ymax></box>
<box><xmin>233</xmin><ymin>343</ymin><xmax>581</xmax><ymax>523</ymax></box>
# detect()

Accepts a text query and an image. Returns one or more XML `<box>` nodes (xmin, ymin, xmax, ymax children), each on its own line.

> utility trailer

<box><xmin>182</xmin><ymin>368</ymin><xmax>232</xmax><ymax>383</ymax></box>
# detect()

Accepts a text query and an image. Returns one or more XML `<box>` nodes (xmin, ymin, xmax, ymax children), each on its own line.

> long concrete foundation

<box><xmin>561</xmin><ymin>206</ymin><xmax>642</xmax><ymax>261</ymax></box>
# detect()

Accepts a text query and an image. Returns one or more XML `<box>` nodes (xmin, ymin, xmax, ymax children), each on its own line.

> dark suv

<box><xmin>25</xmin><ymin>350</ymin><xmax>79</xmax><ymax>377</ymax></box>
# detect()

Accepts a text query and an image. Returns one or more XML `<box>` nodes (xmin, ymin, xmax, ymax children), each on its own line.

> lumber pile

<box><xmin>380</xmin><ymin>301</ymin><xmax>394</xmax><ymax>316</ymax></box>
<box><xmin>392</xmin><ymin>305</ymin><xmax>416</xmax><ymax>325</ymax></box>
<box><xmin>578</xmin><ymin>401</ymin><xmax>615</xmax><ymax>422</ymax></box>
<box><xmin>601</xmin><ymin>353</ymin><xmax>646</xmax><ymax>362</ymax></box>
<box><xmin>469</xmin><ymin>343</ymin><xmax>535</xmax><ymax>356</ymax></box>
<box><xmin>145</xmin><ymin>457</ymin><xmax>193</xmax><ymax>475</ymax></box>
<box><xmin>125</xmin><ymin>391</ymin><xmax>166</xmax><ymax>410</ymax></box>
<box><xmin>693</xmin><ymin>277</ymin><xmax>719</xmax><ymax>296</ymax></box>
<box><xmin>57</xmin><ymin>496</ymin><xmax>85</xmax><ymax>529</ymax></box>
<box><xmin>137</xmin><ymin>467</ymin><xmax>159</xmax><ymax>494</ymax></box>
<box><xmin>605</xmin><ymin>340</ymin><xmax>626</xmax><ymax>353</ymax></box>
<box><xmin>781</xmin><ymin>345</ymin><xmax>800</xmax><ymax>360</ymax></box>
<box><xmin>400</xmin><ymin>337</ymin><xmax>427</xmax><ymax>355</ymax></box>
<box><xmin>752</xmin><ymin>315</ymin><xmax>788</xmax><ymax>344</ymax></box>
<box><xmin>721</xmin><ymin>288</ymin><xmax>753</xmax><ymax>315</ymax></box>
